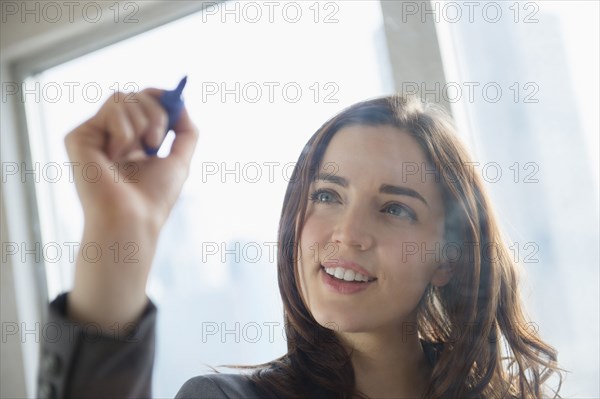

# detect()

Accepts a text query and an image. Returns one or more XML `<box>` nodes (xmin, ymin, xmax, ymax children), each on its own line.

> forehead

<box><xmin>320</xmin><ymin>125</ymin><xmax>431</xmax><ymax>181</ymax></box>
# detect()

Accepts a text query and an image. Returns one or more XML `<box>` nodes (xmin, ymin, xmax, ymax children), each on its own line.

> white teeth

<box><xmin>343</xmin><ymin>270</ymin><xmax>355</xmax><ymax>281</ymax></box>
<box><xmin>324</xmin><ymin>267</ymin><xmax>371</xmax><ymax>282</ymax></box>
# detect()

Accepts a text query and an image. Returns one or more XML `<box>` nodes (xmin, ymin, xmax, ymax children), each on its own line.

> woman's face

<box><xmin>298</xmin><ymin>124</ymin><xmax>449</xmax><ymax>334</ymax></box>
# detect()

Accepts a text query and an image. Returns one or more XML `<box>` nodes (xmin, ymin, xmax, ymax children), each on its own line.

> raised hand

<box><xmin>64</xmin><ymin>88</ymin><xmax>198</xmax><ymax>329</ymax></box>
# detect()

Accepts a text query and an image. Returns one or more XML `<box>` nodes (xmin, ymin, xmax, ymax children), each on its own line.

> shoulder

<box><xmin>175</xmin><ymin>373</ymin><xmax>263</xmax><ymax>399</ymax></box>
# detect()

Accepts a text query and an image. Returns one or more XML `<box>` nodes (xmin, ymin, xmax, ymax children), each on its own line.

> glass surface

<box><xmin>22</xmin><ymin>1</ymin><xmax>598</xmax><ymax>396</ymax></box>
<box><xmin>26</xmin><ymin>2</ymin><xmax>392</xmax><ymax>396</ymax></box>
<box><xmin>439</xmin><ymin>1</ymin><xmax>599</xmax><ymax>395</ymax></box>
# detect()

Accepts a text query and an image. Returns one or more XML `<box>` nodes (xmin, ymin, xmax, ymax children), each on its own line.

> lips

<box><xmin>319</xmin><ymin>259</ymin><xmax>377</xmax><ymax>295</ymax></box>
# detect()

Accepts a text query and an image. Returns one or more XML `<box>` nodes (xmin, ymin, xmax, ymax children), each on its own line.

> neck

<box><xmin>340</xmin><ymin>324</ymin><xmax>432</xmax><ymax>399</ymax></box>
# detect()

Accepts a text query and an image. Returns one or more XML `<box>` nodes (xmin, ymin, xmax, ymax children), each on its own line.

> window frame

<box><xmin>0</xmin><ymin>1</ymin><xmax>452</xmax><ymax>396</ymax></box>
<box><xmin>1</xmin><ymin>2</ymin><xmax>222</xmax><ymax>396</ymax></box>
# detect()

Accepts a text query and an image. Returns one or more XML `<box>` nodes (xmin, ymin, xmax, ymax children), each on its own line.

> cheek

<box><xmin>297</xmin><ymin>216</ymin><xmax>321</xmax><ymax>298</ymax></box>
<box><xmin>299</xmin><ymin>214</ymin><xmax>329</xmax><ymax>265</ymax></box>
<box><xmin>377</xmin><ymin>234</ymin><xmax>440</xmax><ymax>302</ymax></box>
<box><xmin>376</xmin><ymin>260</ymin><xmax>435</xmax><ymax>323</ymax></box>
<box><xmin>298</xmin><ymin>212</ymin><xmax>337</xmax><ymax>310</ymax></box>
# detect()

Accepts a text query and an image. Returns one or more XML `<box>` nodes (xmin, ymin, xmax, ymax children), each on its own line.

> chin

<box><xmin>310</xmin><ymin>306</ymin><xmax>371</xmax><ymax>334</ymax></box>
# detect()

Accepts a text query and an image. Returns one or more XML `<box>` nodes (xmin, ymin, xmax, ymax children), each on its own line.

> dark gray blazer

<box><xmin>37</xmin><ymin>293</ymin><xmax>264</xmax><ymax>398</ymax></box>
<box><xmin>38</xmin><ymin>293</ymin><xmax>442</xmax><ymax>398</ymax></box>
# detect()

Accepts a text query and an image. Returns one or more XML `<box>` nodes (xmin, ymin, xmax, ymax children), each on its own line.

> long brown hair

<box><xmin>245</xmin><ymin>95</ymin><xmax>562</xmax><ymax>398</ymax></box>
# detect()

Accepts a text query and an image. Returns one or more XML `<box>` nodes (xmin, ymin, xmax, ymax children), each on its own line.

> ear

<box><xmin>430</xmin><ymin>263</ymin><xmax>453</xmax><ymax>287</ymax></box>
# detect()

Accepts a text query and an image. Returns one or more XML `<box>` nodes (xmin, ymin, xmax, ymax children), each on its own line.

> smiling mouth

<box><xmin>320</xmin><ymin>265</ymin><xmax>377</xmax><ymax>283</ymax></box>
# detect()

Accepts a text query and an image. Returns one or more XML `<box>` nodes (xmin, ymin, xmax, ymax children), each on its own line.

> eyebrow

<box><xmin>315</xmin><ymin>173</ymin><xmax>429</xmax><ymax>207</ymax></box>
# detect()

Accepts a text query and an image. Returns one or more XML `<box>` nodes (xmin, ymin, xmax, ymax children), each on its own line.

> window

<box><xmin>436</xmin><ymin>1</ymin><xmax>599</xmax><ymax>395</ymax></box>
<box><xmin>7</xmin><ymin>1</ymin><xmax>597</xmax><ymax>397</ymax></box>
<box><xmin>23</xmin><ymin>2</ymin><xmax>391</xmax><ymax>395</ymax></box>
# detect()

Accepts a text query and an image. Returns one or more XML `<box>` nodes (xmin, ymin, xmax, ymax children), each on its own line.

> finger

<box><xmin>140</xmin><ymin>88</ymin><xmax>164</xmax><ymax>99</ymax></box>
<box><xmin>136</xmin><ymin>90</ymin><xmax>168</xmax><ymax>151</ymax></box>
<box><xmin>104</xmin><ymin>105</ymin><xmax>136</xmax><ymax>161</ymax></box>
<box><xmin>64</xmin><ymin>124</ymin><xmax>105</xmax><ymax>166</ymax></box>
<box><xmin>123</xmin><ymin>148</ymin><xmax>149</xmax><ymax>163</ymax></box>
<box><xmin>166</xmin><ymin>107</ymin><xmax>199</xmax><ymax>170</ymax></box>
<box><xmin>80</xmin><ymin>92</ymin><xmax>139</xmax><ymax>161</ymax></box>
<box><xmin>123</xmin><ymin>100</ymin><xmax>150</xmax><ymax>148</ymax></box>
<box><xmin>124</xmin><ymin>98</ymin><xmax>150</xmax><ymax>136</ymax></box>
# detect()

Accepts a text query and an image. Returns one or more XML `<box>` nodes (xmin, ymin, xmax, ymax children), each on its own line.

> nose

<box><xmin>330</xmin><ymin>205</ymin><xmax>374</xmax><ymax>251</ymax></box>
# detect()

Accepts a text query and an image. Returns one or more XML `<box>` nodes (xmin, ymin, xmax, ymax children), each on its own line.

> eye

<box><xmin>381</xmin><ymin>203</ymin><xmax>417</xmax><ymax>221</ymax></box>
<box><xmin>309</xmin><ymin>189</ymin><xmax>339</xmax><ymax>204</ymax></box>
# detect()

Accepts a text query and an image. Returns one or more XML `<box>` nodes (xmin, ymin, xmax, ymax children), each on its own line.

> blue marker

<box><xmin>145</xmin><ymin>76</ymin><xmax>188</xmax><ymax>156</ymax></box>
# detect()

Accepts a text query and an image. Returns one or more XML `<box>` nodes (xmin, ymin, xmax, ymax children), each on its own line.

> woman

<box><xmin>38</xmin><ymin>89</ymin><xmax>561</xmax><ymax>398</ymax></box>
